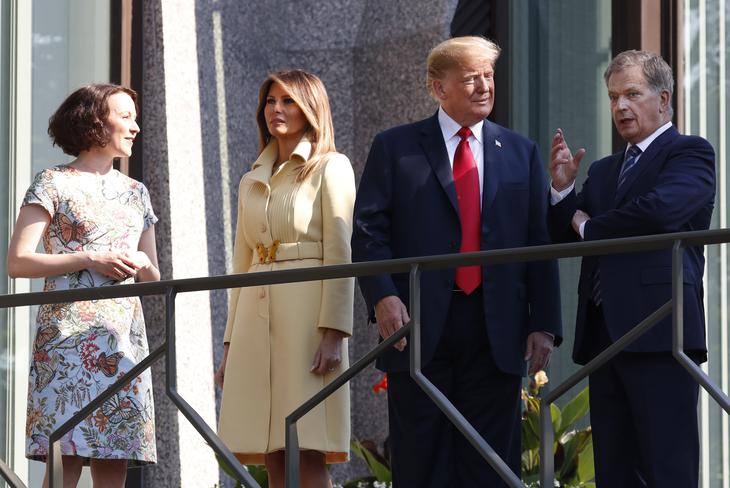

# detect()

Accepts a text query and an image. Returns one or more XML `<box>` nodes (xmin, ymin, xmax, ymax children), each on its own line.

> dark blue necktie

<box><xmin>617</xmin><ymin>145</ymin><xmax>642</xmax><ymax>189</ymax></box>
<box><xmin>592</xmin><ymin>265</ymin><xmax>603</xmax><ymax>306</ymax></box>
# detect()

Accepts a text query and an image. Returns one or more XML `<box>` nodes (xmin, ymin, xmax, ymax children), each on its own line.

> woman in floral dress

<box><xmin>7</xmin><ymin>84</ymin><xmax>158</xmax><ymax>488</ymax></box>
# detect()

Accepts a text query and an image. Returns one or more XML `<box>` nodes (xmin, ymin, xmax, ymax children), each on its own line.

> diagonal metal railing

<box><xmin>281</xmin><ymin>228</ymin><xmax>730</xmax><ymax>487</ymax></box>
<box><xmin>538</xmin><ymin>238</ymin><xmax>730</xmax><ymax>487</ymax></box>
<box><xmin>1</xmin><ymin>228</ymin><xmax>730</xmax><ymax>487</ymax></box>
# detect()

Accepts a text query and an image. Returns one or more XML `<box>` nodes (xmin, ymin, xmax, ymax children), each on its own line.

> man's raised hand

<box><xmin>550</xmin><ymin>128</ymin><xmax>586</xmax><ymax>191</ymax></box>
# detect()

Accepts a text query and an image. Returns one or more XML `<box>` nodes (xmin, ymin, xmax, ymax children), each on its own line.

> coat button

<box><xmin>259</xmin><ymin>287</ymin><xmax>266</xmax><ymax>298</ymax></box>
<box><xmin>260</xmin><ymin>223</ymin><xmax>267</xmax><ymax>233</ymax></box>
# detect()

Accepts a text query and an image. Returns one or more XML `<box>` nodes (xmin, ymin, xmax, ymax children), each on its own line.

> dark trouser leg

<box><xmin>387</xmin><ymin>289</ymin><xmax>521</xmax><ymax>488</ymax></box>
<box><xmin>587</xmin><ymin>304</ymin><xmax>700</xmax><ymax>488</ymax></box>
<box><xmin>618</xmin><ymin>353</ymin><xmax>700</xmax><ymax>488</ymax></box>
<box><xmin>387</xmin><ymin>367</ymin><xmax>453</xmax><ymax>488</ymax></box>
<box><xmin>589</xmin><ymin>360</ymin><xmax>644</xmax><ymax>488</ymax></box>
<box><xmin>587</xmin><ymin>304</ymin><xmax>644</xmax><ymax>488</ymax></box>
<box><xmin>449</xmin><ymin>291</ymin><xmax>521</xmax><ymax>488</ymax></box>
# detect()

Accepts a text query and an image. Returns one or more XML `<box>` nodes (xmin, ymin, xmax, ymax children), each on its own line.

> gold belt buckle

<box><xmin>256</xmin><ymin>240</ymin><xmax>280</xmax><ymax>264</ymax></box>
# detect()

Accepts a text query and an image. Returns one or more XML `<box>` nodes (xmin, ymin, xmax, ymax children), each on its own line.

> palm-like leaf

<box><xmin>351</xmin><ymin>439</ymin><xmax>392</xmax><ymax>482</ymax></box>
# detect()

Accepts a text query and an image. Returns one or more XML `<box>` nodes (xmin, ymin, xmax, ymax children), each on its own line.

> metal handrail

<box><xmin>538</xmin><ymin>301</ymin><xmax>673</xmax><ymax>484</ymax></box>
<box><xmin>407</xmin><ymin>263</ymin><xmax>524</xmax><ymax>485</ymax></box>
<box><xmin>162</xmin><ymin>288</ymin><xmax>259</xmax><ymax>487</ymax></box>
<box><xmin>0</xmin><ymin>228</ymin><xmax>729</xmax><ymax>487</ymax></box>
<box><xmin>46</xmin><ymin>344</ymin><xmax>167</xmax><ymax>486</ymax></box>
<box><xmin>284</xmin><ymin>314</ymin><xmax>413</xmax><ymax>485</ymax></box>
<box><xmin>278</xmin><ymin>229</ymin><xmax>730</xmax><ymax>488</ymax></box>
<box><xmin>44</xmin><ymin>286</ymin><xmax>260</xmax><ymax>488</ymax></box>
<box><xmin>538</xmin><ymin>239</ymin><xmax>730</xmax><ymax>486</ymax></box>
<box><xmin>4</xmin><ymin>229</ymin><xmax>730</xmax><ymax>309</ymax></box>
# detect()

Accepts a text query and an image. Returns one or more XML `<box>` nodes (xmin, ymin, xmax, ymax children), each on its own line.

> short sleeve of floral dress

<box><xmin>23</xmin><ymin>164</ymin><xmax>158</xmax><ymax>465</ymax></box>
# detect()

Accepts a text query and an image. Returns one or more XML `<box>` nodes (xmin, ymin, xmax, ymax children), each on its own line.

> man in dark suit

<box><xmin>548</xmin><ymin>50</ymin><xmax>715</xmax><ymax>487</ymax></box>
<box><xmin>352</xmin><ymin>36</ymin><xmax>562</xmax><ymax>487</ymax></box>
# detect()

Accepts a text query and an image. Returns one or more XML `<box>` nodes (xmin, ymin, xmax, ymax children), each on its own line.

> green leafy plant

<box><xmin>521</xmin><ymin>371</ymin><xmax>595</xmax><ymax>488</ymax></box>
<box><xmin>342</xmin><ymin>438</ymin><xmax>392</xmax><ymax>488</ymax></box>
<box><xmin>215</xmin><ymin>371</ymin><xmax>593</xmax><ymax>488</ymax></box>
<box><xmin>215</xmin><ymin>455</ymin><xmax>268</xmax><ymax>488</ymax></box>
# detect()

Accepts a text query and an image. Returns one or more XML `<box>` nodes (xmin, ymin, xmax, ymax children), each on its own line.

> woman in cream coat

<box><xmin>214</xmin><ymin>69</ymin><xmax>355</xmax><ymax>488</ymax></box>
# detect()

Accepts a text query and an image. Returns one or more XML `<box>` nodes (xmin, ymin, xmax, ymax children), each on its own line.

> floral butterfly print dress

<box><xmin>23</xmin><ymin>165</ymin><xmax>157</xmax><ymax>464</ymax></box>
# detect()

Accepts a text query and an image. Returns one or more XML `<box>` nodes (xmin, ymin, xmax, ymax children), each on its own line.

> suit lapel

<box><xmin>481</xmin><ymin>120</ymin><xmax>501</xmax><ymax>216</ymax></box>
<box><xmin>614</xmin><ymin>126</ymin><xmax>679</xmax><ymax>204</ymax></box>
<box><xmin>420</xmin><ymin>114</ymin><xmax>459</xmax><ymax>214</ymax></box>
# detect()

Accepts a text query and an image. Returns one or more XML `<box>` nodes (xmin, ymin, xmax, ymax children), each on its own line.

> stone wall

<box><xmin>141</xmin><ymin>0</ymin><xmax>457</xmax><ymax>484</ymax></box>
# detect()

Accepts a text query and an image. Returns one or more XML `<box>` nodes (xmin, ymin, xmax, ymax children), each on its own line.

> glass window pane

<box><xmin>508</xmin><ymin>0</ymin><xmax>612</xmax><ymax>399</ymax></box>
<box><xmin>25</xmin><ymin>1</ymin><xmax>113</xmax><ymax>485</ymax></box>
<box><xmin>0</xmin><ymin>0</ymin><xmax>11</xmax><ymax>469</ymax></box>
<box><xmin>683</xmin><ymin>0</ymin><xmax>730</xmax><ymax>485</ymax></box>
<box><xmin>32</xmin><ymin>0</ymin><xmax>111</xmax><ymax>175</ymax></box>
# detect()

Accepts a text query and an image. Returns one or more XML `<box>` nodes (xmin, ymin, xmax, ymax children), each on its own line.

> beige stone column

<box><xmin>140</xmin><ymin>0</ymin><xmax>218</xmax><ymax>486</ymax></box>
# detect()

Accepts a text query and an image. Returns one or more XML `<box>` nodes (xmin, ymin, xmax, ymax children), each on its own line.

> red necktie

<box><xmin>453</xmin><ymin>127</ymin><xmax>481</xmax><ymax>294</ymax></box>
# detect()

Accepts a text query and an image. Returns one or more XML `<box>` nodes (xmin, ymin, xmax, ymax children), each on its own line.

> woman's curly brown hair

<box><xmin>48</xmin><ymin>84</ymin><xmax>138</xmax><ymax>156</ymax></box>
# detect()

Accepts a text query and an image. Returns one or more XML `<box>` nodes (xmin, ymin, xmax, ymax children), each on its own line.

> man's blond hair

<box><xmin>426</xmin><ymin>36</ymin><xmax>501</xmax><ymax>99</ymax></box>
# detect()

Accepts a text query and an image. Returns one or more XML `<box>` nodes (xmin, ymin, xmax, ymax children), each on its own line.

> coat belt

<box><xmin>253</xmin><ymin>241</ymin><xmax>323</xmax><ymax>265</ymax></box>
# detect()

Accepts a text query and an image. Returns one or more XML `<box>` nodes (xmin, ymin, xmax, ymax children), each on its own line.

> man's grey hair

<box><xmin>604</xmin><ymin>50</ymin><xmax>674</xmax><ymax>117</ymax></box>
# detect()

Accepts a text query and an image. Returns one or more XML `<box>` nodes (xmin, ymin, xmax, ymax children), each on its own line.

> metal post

<box><xmin>672</xmin><ymin>241</ymin><xmax>730</xmax><ymax>413</ymax></box>
<box><xmin>672</xmin><ymin>240</ymin><xmax>684</xmax><ymax>353</ymax></box>
<box><xmin>44</xmin><ymin>343</ymin><xmax>166</xmax><ymax>488</ymax></box>
<box><xmin>283</xmin><ymin>323</ymin><xmax>411</xmax><ymax>488</ymax></box>
<box><xmin>48</xmin><ymin>439</ymin><xmax>62</xmax><ymax>488</ymax></box>
<box><xmin>163</xmin><ymin>286</ymin><xmax>259</xmax><ymax>486</ymax></box>
<box><xmin>539</xmin><ymin>398</ymin><xmax>554</xmax><ymax>488</ymax></box>
<box><xmin>414</xmin><ymin>366</ymin><xmax>524</xmax><ymax>486</ymax></box>
<box><xmin>167</xmin><ymin>387</ymin><xmax>260</xmax><ymax>486</ymax></box>
<box><xmin>409</xmin><ymin>264</ymin><xmax>422</xmax><ymax>376</ymax></box>
<box><xmin>165</xmin><ymin>287</ymin><xmax>178</xmax><ymax>392</ymax></box>
<box><xmin>539</xmin><ymin>301</ymin><xmax>673</xmax><ymax>485</ymax></box>
<box><xmin>285</xmin><ymin>421</ymin><xmax>300</xmax><ymax>488</ymax></box>
<box><xmin>408</xmin><ymin>265</ymin><xmax>523</xmax><ymax>487</ymax></box>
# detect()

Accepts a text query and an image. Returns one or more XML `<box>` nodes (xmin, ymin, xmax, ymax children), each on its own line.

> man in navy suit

<box><xmin>352</xmin><ymin>36</ymin><xmax>562</xmax><ymax>487</ymax></box>
<box><xmin>548</xmin><ymin>50</ymin><xmax>715</xmax><ymax>487</ymax></box>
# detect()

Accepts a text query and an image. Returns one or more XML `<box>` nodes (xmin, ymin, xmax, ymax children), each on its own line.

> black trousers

<box><xmin>386</xmin><ymin>289</ymin><xmax>522</xmax><ymax>488</ymax></box>
<box><xmin>586</xmin><ymin>303</ymin><xmax>700</xmax><ymax>488</ymax></box>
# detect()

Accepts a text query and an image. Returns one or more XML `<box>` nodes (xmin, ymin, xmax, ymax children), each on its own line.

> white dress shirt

<box><xmin>438</xmin><ymin>107</ymin><xmax>484</xmax><ymax>200</ymax></box>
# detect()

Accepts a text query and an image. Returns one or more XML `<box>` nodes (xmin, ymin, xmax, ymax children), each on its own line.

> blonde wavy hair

<box><xmin>426</xmin><ymin>36</ymin><xmax>501</xmax><ymax>99</ymax></box>
<box><xmin>256</xmin><ymin>69</ymin><xmax>336</xmax><ymax>181</ymax></box>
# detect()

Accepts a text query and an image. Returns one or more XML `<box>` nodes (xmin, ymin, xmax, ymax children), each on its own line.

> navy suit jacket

<box><xmin>548</xmin><ymin>126</ymin><xmax>715</xmax><ymax>364</ymax></box>
<box><xmin>352</xmin><ymin>113</ymin><xmax>562</xmax><ymax>375</ymax></box>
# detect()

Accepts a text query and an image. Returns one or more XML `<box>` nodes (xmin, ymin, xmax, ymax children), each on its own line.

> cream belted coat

<box><xmin>218</xmin><ymin>138</ymin><xmax>355</xmax><ymax>464</ymax></box>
